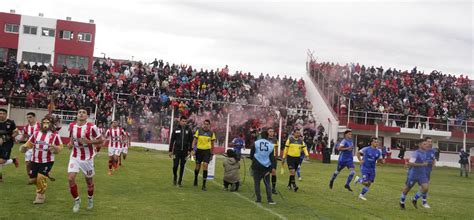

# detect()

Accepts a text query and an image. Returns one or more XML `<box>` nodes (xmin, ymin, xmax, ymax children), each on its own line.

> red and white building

<box><xmin>0</xmin><ymin>10</ymin><xmax>95</xmax><ymax>73</ymax></box>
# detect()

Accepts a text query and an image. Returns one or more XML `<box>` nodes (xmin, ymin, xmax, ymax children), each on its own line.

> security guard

<box><xmin>169</xmin><ymin>116</ymin><xmax>193</xmax><ymax>187</ymax></box>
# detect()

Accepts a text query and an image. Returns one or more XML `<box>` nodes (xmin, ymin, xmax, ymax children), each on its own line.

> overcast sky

<box><xmin>2</xmin><ymin>0</ymin><xmax>473</xmax><ymax>78</ymax></box>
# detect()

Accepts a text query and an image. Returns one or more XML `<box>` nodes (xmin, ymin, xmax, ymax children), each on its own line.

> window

<box><xmin>23</xmin><ymin>25</ymin><xmax>38</xmax><ymax>35</ymax></box>
<box><xmin>78</xmin><ymin>32</ymin><xmax>92</xmax><ymax>42</ymax></box>
<box><xmin>59</xmin><ymin>30</ymin><xmax>73</xmax><ymax>40</ymax></box>
<box><xmin>41</xmin><ymin>28</ymin><xmax>55</xmax><ymax>37</ymax></box>
<box><xmin>22</xmin><ymin>51</ymin><xmax>51</xmax><ymax>64</ymax></box>
<box><xmin>56</xmin><ymin>54</ymin><xmax>89</xmax><ymax>69</ymax></box>
<box><xmin>0</xmin><ymin>48</ymin><xmax>5</xmax><ymax>61</ymax></box>
<box><xmin>4</xmin><ymin>24</ymin><xmax>19</xmax><ymax>33</ymax></box>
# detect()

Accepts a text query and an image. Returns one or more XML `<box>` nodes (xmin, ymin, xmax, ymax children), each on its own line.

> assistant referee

<box><xmin>191</xmin><ymin>119</ymin><xmax>216</xmax><ymax>191</ymax></box>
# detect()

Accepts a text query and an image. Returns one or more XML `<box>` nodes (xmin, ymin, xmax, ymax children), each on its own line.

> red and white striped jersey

<box><xmin>28</xmin><ymin>131</ymin><xmax>62</xmax><ymax>163</ymax></box>
<box><xmin>98</xmin><ymin>127</ymin><xmax>106</xmax><ymax>138</ymax></box>
<box><xmin>69</xmin><ymin>122</ymin><xmax>102</xmax><ymax>160</ymax></box>
<box><xmin>23</xmin><ymin>122</ymin><xmax>40</xmax><ymax>138</ymax></box>
<box><xmin>105</xmin><ymin>127</ymin><xmax>125</xmax><ymax>148</ymax></box>
<box><xmin>123</xmin><ymin>131</ymin><xmax>130</xmax><ymax>147</ymax></box>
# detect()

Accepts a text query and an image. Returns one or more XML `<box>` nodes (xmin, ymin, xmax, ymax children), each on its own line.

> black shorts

<box><xmin>0</xmin><ymin>146</ymin><xmax>12</xmax><ymax>160</ymax></box>
<box><xmin>286</xmin><ymin>156</ymin><xmax>301</xmax><ymax>170</ymax></box>
<box><xmin>196</xmin><ymin>149</ymin><xmax>211</xmax><ymax>164</ymax></box>
<box><xmin>29</xmin><ymin>162</ymin><xmax>54</xmax><ymax>178</ymax></box>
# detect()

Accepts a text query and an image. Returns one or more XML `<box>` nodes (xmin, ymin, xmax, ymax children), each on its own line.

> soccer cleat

<box><xmin>108</xmin><ymin>170</ymin><xmax>112</xmax><ymax>176</ymax></box>
<box><xmin>293</xmin><ymin>185</ymin><xmax>299</xmax><ymax>192</ymax></box>
<box><xmin>33</xmin><ymin>193</ymin><xmax>45</xmax><ymax>204</ymax></box>
<box><xmin>178</xmin><ymin>183</ymin><xmax>183</xmax><ymax>188</ymax></box>
<box><xmin>13</xmin><ymin>157</ymin><xmax>19</xmax><ymax>168</ymax></box>
<box><xmin>411</xmin><ymin>198</ymin><xmax>418</xmax><ymax>209</ymax></box>
<box><xmin>298</xmin><ymin>177</ymin><xmax>302</xmax><ymax>181</ymax></box>
<box><xmin>344</xmin><ymin>184</ymin><xmax>353</xmax><ymax>192</ymax></box>
<box><xmin>422</xmin><ymin>203</ymin><xmax>431</xmax><ymax>209</ymax></box>
<box><xmin>255</xmin><ymin>200</ymin><xmax>262</xmax><ymax>203</ymax></box>
<box><xmin>329</xmin><ymin>180</ymin><xmax>334</xmax><ymax>189</ymax></box>
<box><xmin>87</xmin><ymin>197</ymin><xmax>93</xmax><ymax>210</ymax></box>
<box><xmin>193</xmin><ymin>179</ymin><xmax>198</xmax><ymax>186</ymax></box>
<box><xmin>268</xmin><ymin>200</ymin><xmax>277</xmax><ymax>205</ymax></box>
<box><xmin>400</xmin><ymin>202</ymin><xmax>405</xmax><ymax>210</ymax></box>
<box><xmin>358</xmin><ymin>194</ymin><xmax>367</xmax><ymax>201</ymax></box>
<box><xmin>48</xmin><ymin>176</ymin><xmax>56</xmax><ymax>182</ymax></box>
<box><xmin>354</xmin><ymin>176</ymin><xmax>360</xmax><ymax>185</ymax></box>
<box><xmin>272</xmin><ymin>189</ymin><xmax>278</xmax><ymax>195</ymax></box>
<box><xmin>287</xmin><ymin>185</ymin><xmax>293</xmax><ymax>190</ymax></box>
<box><xmin>173</xmin><ymin>180</ymin><xmax>177</xmax><ymax>186</ymax></box>
<box><xmin>72</xmin><ymin>198</ymin><xmax>81</xmax><ymax>213</ymax></box>
<box><xmin>201</xmin><ymin>186</ymin><xmax>207</xmax><ymax>191</ymax></box>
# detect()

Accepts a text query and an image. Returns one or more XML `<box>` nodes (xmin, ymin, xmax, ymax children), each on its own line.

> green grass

<box><xmin>0</xmin><ymin>146</ymin><xmax>473</xmax><ymax>220</ymax></box>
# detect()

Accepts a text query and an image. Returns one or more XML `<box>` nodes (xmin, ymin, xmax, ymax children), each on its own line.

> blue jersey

<box><xmin>232</xmin><ymin>137</ymin><xmax>245</xmax><ymax>154</ymax></box>
<box><xmin>359</xmin><ymin>146</ymin><xmax>382</xmax><ymax>171</ymax></box>
<box><xmin>408</xmin><ymin>150</ymin><xmax>427</xmax><ymax>179</ymax></box>
<box><xmin>338</xmin><ymin>139</ymin><xmax>354</xmax><ymax>162</ymax></box>
<box><xmin>254</xmin><ymin>139</ymin><xmax>275</xmax><ymax>168</ymax></box>
<box><xmin>425</xmin><ymin>148</ymin><xmax>435</xmax><ymax>168</ymax></box>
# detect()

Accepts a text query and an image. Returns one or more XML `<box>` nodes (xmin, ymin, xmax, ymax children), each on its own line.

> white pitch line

<box><xmin>185</xmin><ymin>168</ymin><xmax>287</xmax><ymax>220</ymax></box>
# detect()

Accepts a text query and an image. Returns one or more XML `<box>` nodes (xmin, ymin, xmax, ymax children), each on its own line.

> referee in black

<box><xmin>0</xmin><ymin>108</ymin><xmax>20</xmax><ymax>182</ymax></box>
<box><xmin>169</xmin><ymin>116</ymin><xmax>194</xmax><ymax>187</ymax></box>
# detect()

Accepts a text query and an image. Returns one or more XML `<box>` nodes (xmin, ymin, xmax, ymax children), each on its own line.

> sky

<box><xmin>2</xmin><ymin>0</ymin><xmax>473</xmax><ymax>78</ymax></box>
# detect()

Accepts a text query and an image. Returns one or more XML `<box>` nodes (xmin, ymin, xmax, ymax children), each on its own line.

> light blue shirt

<box><xmin>254</xmin><ymin>139</ymin><xmax>274</xmax><ymax>168</ymax></box>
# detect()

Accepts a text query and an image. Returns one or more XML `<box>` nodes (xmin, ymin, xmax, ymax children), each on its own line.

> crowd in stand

<box><xmin>309</xmin><ymin>60</ymin><xmax>473</xmax><ymax>129</ymax></box>
<box><xmin>0</xmin><ymin>56</ymin><xmax>314</xmax><ymax>144</ymax></box>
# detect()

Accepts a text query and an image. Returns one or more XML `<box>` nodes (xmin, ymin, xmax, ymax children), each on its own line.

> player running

<box><xmin>422</xmin><ymin>137</ymin><xmax>435</xmax><ymax>208</ymax></box>
<box><xmin>20</xmin><ymin>117</ymin><xmax>62</xmax><ymax>204</ymax></box>
<box><xmin>354</xmin><ymin>137</ymin><xmax>385</xmax><ymax>200</ymax></box>
<box><xmin>0</xmin><ymin>108</ymin><xmax>20</xmax><ymax>182</ymax></box>
<box><xmin>282</xmin><ymin>129</ymin><xmax>308</xmax><ymax>192</ymax></box>
<box><xmin>121</xmin><ymin>129</ymin><xmax>131</xmax><ymax>164</ymax></box>
<box><xmin>329</xmin><ymin>130</ymin><xmax>355</xmax><ymax>192</ymax></box>
<box><xmin>21</xmin><ymin>112</ymin><xmax>40</xmax><ymax>180</ymax></box>
<box><xmin>67</xmin><ymin>107</ymin><xmax>103</xmax><ymax>213</ymax></box>
<box><xmin>399</xmin><ymin>139</ymin><xmax>430</xmax><ymax>210</ymax></box>
<box><xmin>105</xmin><ymin>120</ymin><xmax>125</xmax><ymax>175</ymax></box>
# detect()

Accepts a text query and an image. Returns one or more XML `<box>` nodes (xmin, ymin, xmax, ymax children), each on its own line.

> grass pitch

<box><xmin>0</xmin><ymin>146</ymin><xmax>472</xmax><ymax>220</ymax></box>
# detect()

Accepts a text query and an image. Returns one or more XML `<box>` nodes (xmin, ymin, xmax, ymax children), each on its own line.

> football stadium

<box><xmin>0</xmin><ymin>1</ymin><xmax>473</xmax><ymax>219</ymax></box>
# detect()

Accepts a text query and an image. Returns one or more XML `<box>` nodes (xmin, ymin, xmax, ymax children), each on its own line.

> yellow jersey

<box><xmin>194</xmin><ymin>128</ymin><xmax>216</xmax><ymax>150</ymax></box>
<box><xmin>284</xmin><ymin>137</ymin><xmax>309</xmax><ymax>158</ymax></box>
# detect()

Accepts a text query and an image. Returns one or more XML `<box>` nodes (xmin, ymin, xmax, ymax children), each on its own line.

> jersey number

<box><xmin>259</xmin><ymin>142</ymin><xmax>269</xmax><ymax>152</ymax></box>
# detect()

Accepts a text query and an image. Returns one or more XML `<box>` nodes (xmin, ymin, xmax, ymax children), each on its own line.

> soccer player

<box><xmin>22</xmin><ymin>112</ymin><xmax>40</xmax><ymax>179</ymax></box>
<box><xmin>296</xmin><ymin>150</ymin><xmax>305</xmax><ymax>181</ymax></box>
<box><xmin>169</xmin><ymin>116</ymin><xmax>193</xmax><ymax>186</ymax></box>
<box><xmin>121</xmin><ymin>129</ymin><xmax>131</xmax><ymax>163</ymax></box>
<box><xmin>67</xmin><ymin>108</ymin><xmax>103</xmax><ymax>213</ymax></box>
<box><xmin>459</xmin><ymin>149</ymin><xmax>469</xmax><ymax>177</ymax></box>
<box><xmin>95</xmin><ymin>122</ymin><xmax>106</xmax><ymax>153</ymax></box>
<box><xmin>354</xmin><ymin>137</ymin><xmax>384</xmax><ymax>200</ymax></box>
<box><xmin>20</xmin><ymin>117</ymin><xmax>62</xmax><ymax>204</ymax></box>
<box><xmin>268</xmin><ymin>128</ymin><xmax>279</xmax><ymax>194</ymax></box>
<box><xmin>282</xmin><ymin>129</ymin><xmax>309</xmax><ymax>192</ymax></box>
<box><xmin>105</xmin><ymin>120</ymin><xmax>125</xmax><ymax>175</ymax></box>
<box><xmin>399</xmin><ymin>139</ymin><xmax>430</xmax><ymax>210</ymax></box>
<box><xmin>191</xmin><ymin>119</ymin><xmax>216</xmax><ymax>191</ymax></box>
<box><xmin>329</xmin><ymin>130</ymin><xmax>355</xmax><ymax>192</ymax></box>
<box><xmin>0</xmin><ymin>108</ymin><xmax>20</xmax><ymax>182</ymax></box>
<box><xmin>423</xmin><ymin>137</ymin><xmax>435</xmax><ymax>208</ymax></box>
<box><xmin>250</xmin><ymin>129</ymin><xmax>276</xmax><ymax>204</ymax></box>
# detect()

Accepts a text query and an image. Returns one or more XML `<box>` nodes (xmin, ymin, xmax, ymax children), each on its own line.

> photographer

<box><xmin>459</xmin><ymin>149</ymin><xmax>470</xmax><ymax>178</ymax></box>
<box><xmin>223</xmin><ymin>149</ymin><xmax>240</xmax><ymax>192</ymax></box>
<box><xmin>250</xmin><ymin>129</ymin><xmax>276</xmax><ymax>204</ymax></box>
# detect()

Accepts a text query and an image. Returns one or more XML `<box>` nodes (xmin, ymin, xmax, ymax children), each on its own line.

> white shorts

<box><xmin>122</xmin><ymin>146</ymin><xmax>128</xmax><ymax>154</ymax></box>
<box><xmin>108</xmin><ymin>147</ymin><xmax>121</xmax><ymax>157</ymax></box>
<box><xmin>25</xmin><ymin>149</ymin><xmax>33</xmax><ymax>161</ymax></box>
<box><xmin>68</xmin><ymin>157</ymin><xmax>95</xmax><ymax>178</ymax></box>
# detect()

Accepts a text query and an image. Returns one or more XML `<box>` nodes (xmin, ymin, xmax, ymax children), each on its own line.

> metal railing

<box><xmin>344</xmin><ymin>110</ymin><xmax>474</xmax><ymax>133</ymax></box>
